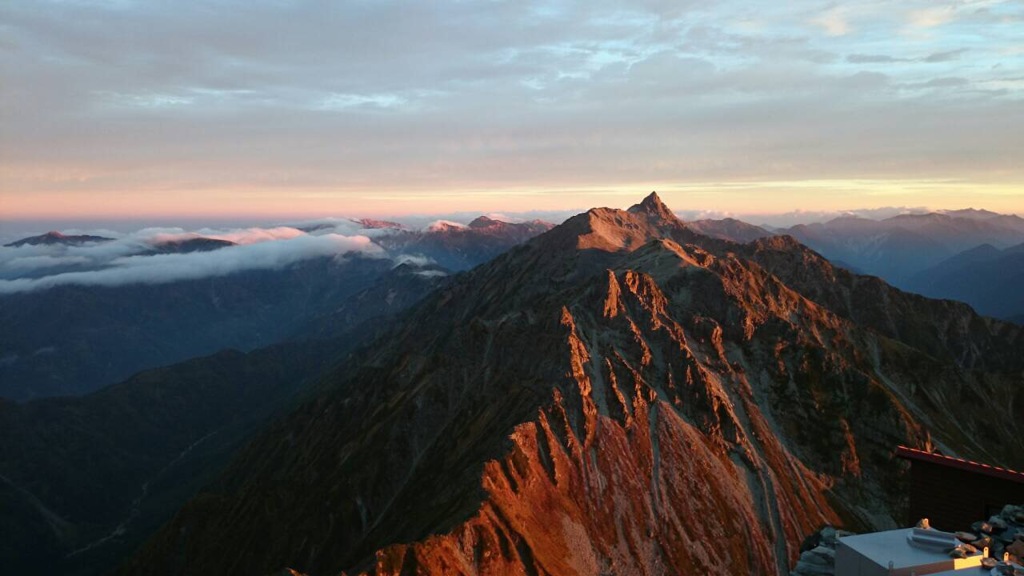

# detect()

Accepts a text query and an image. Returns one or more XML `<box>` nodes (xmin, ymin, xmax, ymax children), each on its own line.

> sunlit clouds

<box><xmin>0</xmin><ymin>223</ymin><xmax>389</xmax><ymax>293</ymax></box>
<box><xmin>1</xmin><ymin>0</ymin><xmax>1022</xmax><ymax>218</ymax></box>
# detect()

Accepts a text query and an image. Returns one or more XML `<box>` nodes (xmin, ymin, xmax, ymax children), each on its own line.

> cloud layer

<box><xmin>0</xmin><ymin>225</ymin><xmax>385</xmax><ymax>293</ymax></box>
<box><xmin>1</xmin><ymin>1</ymin><xmax>1022</xmax><ymax>216</ymax></box>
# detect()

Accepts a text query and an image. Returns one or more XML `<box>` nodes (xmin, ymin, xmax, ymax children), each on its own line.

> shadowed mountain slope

<box><xmin>905</xmin><ymin>242</ymin><xmax>1024</xmax><ymax>321</ymax></box>
<box><xmin>123</xmin><ymin>193</ymin><xmax>1024</xmax><ymax>576</ymax></box>
<box><xmin>0</xmin><ymin>341</ymin><xmax>338</xmax><ymax>576</ymax></box>
<box><xmin>0</xmin><ymin>256</ymin><xmax>394</xmax><ymax>400</ymax></box>
<box><xmin>0</xmin><ymin>255</ymin><xmax>452</xmax><ymax>576</ymax></box>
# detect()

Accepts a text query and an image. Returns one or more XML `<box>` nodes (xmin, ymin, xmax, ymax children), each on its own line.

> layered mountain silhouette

<box><xmin>119</xmin><ymin>194</ymin><xmax>1023</xmax><ymax>576</ymax></box>
<box><xmin>906</xmin><ymin>241</ymin><xmax>1024</xmax><ymax>320</ymax></box>
<box><xmin>781</xmin><ymin>211</ymin><xmax>1024</xmax><ymax>286</ymax></box>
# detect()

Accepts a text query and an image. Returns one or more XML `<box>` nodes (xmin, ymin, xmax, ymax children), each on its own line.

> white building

<box><xmin>835</xmin><ymin>527</ymin><xmax>986</xmax><ymax>576</ymax></box>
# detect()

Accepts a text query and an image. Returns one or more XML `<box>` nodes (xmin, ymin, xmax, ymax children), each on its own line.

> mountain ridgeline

<box><xmin>123</xmin><ymin>194</ymin><xmax>1024</xmax><ymax>576</ymax></box>
<box><xmin>779</xmin><ymin>210</ymin><xmax>1024</xmax><ymax>290</ymax></box>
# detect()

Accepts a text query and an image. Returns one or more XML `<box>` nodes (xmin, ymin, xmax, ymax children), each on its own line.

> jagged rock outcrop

<box><xmin>955</xmin><ymin>503</ymin><xmax>1024</xmax><ymax>563</ymax></box>
<box><xmin>122</xmin><ymin>193</ymin><xmax>1024</xmax><ymax>576</ymax></box>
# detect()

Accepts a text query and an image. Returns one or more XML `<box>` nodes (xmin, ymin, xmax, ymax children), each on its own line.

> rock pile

<box><xmin>790</xmin><ymin>526</ymin><xmax>855</xmax><ymax>576</ymax></box>
<box><xmin>953</xmin><ymin>503</ymin><xmax>1024</xmax><ymax>573</ymax></box>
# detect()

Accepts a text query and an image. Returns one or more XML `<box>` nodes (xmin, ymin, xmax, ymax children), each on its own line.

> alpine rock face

<box><xmin>124</xmin><ymin>194</ymin><xmax>1024</xmax><ymax>576</ymax></box>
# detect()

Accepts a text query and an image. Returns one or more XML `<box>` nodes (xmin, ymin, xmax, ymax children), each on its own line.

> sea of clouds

<box><xmin>0</xmin><ymin>221</ymin><xmax>398</xmax><ymax>294</ymax></box>
<box><xmin>1</xmin><ymin>206</ymin><xmax>936</xmax><ymax>294</ymax></box>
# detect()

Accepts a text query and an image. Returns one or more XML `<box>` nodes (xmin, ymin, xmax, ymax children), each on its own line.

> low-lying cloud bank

<box><xmin>0</xmin><ymin>228</ymin><xmax>384</xmax><ymax>294</ymax></box>
<box><xmin>0</xmin><ymin>214</ymin><xmax>525</xmax><ymax>293</ymax></box>
<box><xmin>147</xmin><ymin>226</ymin><xmax>309</xmax><ymax>246</ymax></box>
<box><xmin>1</xmin><ymin>206</ymin><xmax>954</xmax><ymax>293</ymax></box>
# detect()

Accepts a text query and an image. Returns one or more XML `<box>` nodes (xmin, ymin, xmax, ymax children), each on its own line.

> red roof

<box><xmin>896</xmin><ymin>446</ymin><xmax>1024</xmax><ymax>484</ymax></box>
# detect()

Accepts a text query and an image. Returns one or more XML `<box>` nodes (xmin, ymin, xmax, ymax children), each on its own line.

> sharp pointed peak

<box><xmin>631</xmin><ymin>191</ymin><xmax>666</xmax><ymax>209</ymax></box>
<box><xmin>627</xmin><ymin>191</ymin><xmax>679</xmax><ymax>223</ymax></box>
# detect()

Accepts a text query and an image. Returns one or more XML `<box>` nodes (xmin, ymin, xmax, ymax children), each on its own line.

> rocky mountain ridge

<box><xmin>123</xmin><ymin>194</ymin><xmax>1023</xmax><ymax>576</ymax></box>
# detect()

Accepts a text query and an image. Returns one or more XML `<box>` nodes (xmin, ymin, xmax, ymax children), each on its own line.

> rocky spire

<box><xmin>627</xmin><ymin>191</ymin><xmax>680</xmax><ymax>224</ymax></box>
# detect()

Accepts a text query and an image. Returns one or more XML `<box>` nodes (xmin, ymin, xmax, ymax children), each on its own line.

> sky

<box><xmin>2</xmin><ymin>0</ymin><xmax>1023</xmax><ymax>221</ymax></box>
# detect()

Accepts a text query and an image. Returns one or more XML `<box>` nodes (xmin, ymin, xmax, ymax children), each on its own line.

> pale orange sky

<box><xmin>4</xmin><ymin>180</ymin><xmax>1022</xmax><ymax>221</ymax></box>
<box><xmin>3</xmin><ymin>1</ymin><xmax>1023</xmax><ymax>221</ymax></box>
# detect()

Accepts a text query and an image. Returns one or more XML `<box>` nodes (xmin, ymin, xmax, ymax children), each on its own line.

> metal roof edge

<box><xmin>895</xmin><ymin>446</ymin><xmax>1024</xmax><ymax>485</ymax></box>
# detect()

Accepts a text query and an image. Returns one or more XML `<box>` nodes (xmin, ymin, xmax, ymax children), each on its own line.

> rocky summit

<box><xmin>123</xmin><ymin>193</ymin><xmax>1024</xmax><ymax>576</ymax></box>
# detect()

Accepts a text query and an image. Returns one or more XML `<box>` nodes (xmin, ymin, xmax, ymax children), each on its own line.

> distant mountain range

<box><xmin>683</xmin><ymin>210</ymin><xmax>1024</xmax><ymax>322</ymax></box>
<box><xmin>778</xmin><ymin>210</ymin><xmax>1024</xmax><ymax>286</ymax></box>
<box><xmin>0</xmin><ymin>217</ymin><xmax>553</xmax><ymax>400</ymax></box>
